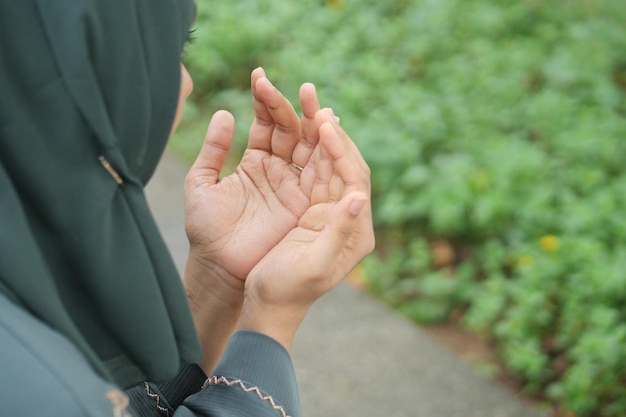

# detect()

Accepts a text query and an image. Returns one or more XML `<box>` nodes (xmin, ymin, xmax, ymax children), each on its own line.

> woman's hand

<box><xmin>182</xmin><ymin>69</ymin><xmax>327</xmax><ymax>371</ymax></box>
<box><xmin>184</xmin><ymin>68</ymin><xmax>323</xmax><ymax>287</ymax></box>
<box><xmin>238</xmin><ymin>110</ymin><xmax>376</xmax><ymax>351</ymax></box>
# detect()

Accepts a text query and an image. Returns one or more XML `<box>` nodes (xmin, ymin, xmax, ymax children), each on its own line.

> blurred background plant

<box><xmin>173</xmin><ymin>1</ymin><xmax>626</xmax><ymax>415</ymax></box>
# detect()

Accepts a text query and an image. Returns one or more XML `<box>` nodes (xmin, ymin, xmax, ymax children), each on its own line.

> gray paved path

<box><xmin>146</xmin><ymin>151</ymin><xmax>547</xmax><ymax>417</ymax></box>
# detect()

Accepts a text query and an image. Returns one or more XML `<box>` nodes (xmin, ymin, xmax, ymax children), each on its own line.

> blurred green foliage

<box><xmin>175</xmin><ymin>0</ymin><xmax>626</xmax><ymax>415</ymax></box>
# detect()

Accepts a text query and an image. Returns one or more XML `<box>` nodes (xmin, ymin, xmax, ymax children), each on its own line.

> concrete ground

<box><xmin>146</xmin><ymin>151</ymin><xmax>547</xmax><ymax>417</ymax></box>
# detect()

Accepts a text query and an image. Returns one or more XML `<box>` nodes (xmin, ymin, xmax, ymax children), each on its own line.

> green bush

<box><xmin>177</xmin><ymin>1</ymin><xmax>626</xmax><ymax>415</ymax></box>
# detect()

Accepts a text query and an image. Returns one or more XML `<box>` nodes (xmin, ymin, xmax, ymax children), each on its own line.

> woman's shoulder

<box><xmin>0</xmin><ymin>293</ymin><xmax>130</xmax><ymax>417</ymax></box>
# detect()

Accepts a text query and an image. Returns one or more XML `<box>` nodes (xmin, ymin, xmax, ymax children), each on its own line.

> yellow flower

<box><xmin>517</xmin><ymin>255</ymin><xmax>535</xmax><ymax>268</ymax></box>
<box><xmin>539</xmin><ymin>235</ymin><xmax>560</xmax><ymax>253</ymax></box>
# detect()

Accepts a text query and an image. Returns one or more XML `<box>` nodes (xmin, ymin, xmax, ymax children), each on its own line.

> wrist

<box><xmin>237</xmin><ymin>295</ymin><xmax>310</xmax><ymax>352</ymax></box>
<box><xmin>183</xmin><ymin>252</ymin><xmax>245</xmax><ymax>373</ymax></box>
<box><xmin>183</xmin><ymin>249</ymin><xmax>245</xmax><ymax>309</ymax></box>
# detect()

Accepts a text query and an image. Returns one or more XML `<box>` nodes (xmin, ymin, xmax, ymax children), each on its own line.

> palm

<box><xmin>184</xmin><ymin>69</ymin><xmax>322</xmax><ymax>281</ymax></box>
<box><xmin>245</xmin><ymin>203</ymin><xmax>356</xmax><ymax>303</ymax></box>
<box><xmin>245</xmin><ymin>118</ymin><xmax>375</xmax><ymax>310</ymax></box>
<box><xmin>186</xmin><ymin>149</ymin><xmax>309</xmax><ymax>279</ymax></box>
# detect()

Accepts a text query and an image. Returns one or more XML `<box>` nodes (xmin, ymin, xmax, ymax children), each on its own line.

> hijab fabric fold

<box><xmin>0</xmin><ymin>0</ymin><xmax>201</xmax><ymax>388</ymax></box>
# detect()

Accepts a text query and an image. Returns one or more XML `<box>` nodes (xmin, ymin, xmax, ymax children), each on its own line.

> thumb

<box><xmin>189</xmin><ymin>110</ymin><xmax>235</xmax><ymax>185</ymax></box>
<box><xmin>314</xmin><ymin>191</ymin><xmax>368</xmax><ymax>268</ymax></box>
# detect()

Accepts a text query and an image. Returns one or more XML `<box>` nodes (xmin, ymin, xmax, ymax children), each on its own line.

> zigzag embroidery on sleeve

<box><xmin>144</xmin><ymin>382</ymin><xmax>171</xmax><ymax>417</ymax></box>
<box><xmin>202</xmin><ymin>376</ymin><xmax>291</xmax><ymax>417</ymax></box>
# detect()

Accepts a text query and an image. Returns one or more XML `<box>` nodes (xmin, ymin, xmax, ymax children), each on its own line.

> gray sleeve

<box><xmin>0</xmin><ymin>291</ymin><xmax>301</xmax><ymax>417</ymax></box>
<box><xmin>175</xmin><ymin>330</ymin><xmax>301</xmax><ymax>417</ymax></box>
<box><xmin>0</xmin><ymin>293</ymin><xmax>125</xmax><ymax>417</ymax></box>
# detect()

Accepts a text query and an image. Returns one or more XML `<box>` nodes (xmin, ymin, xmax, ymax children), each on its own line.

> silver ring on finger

<box><xmin>290</xmin><ymin>161</ymin><xmax>304</xmax><ymax>172</ymax></box>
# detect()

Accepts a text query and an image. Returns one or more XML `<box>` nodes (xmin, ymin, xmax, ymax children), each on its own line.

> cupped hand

<box><xmin>239</xmin><ymin>111</ymin><xmax>376</xmax><ymax>350</ymax></box>
<box><xmin>184</xmin><ymin>68</ymin><xmax>323</xmax><ymax>284</ymax></box>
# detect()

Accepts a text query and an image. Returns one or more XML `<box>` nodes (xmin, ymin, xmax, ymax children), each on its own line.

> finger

<box><xmin>298</xmin><ymin>145</ymin><xmax>320</xmax><ymax>199</ymax></box>
<box><xmin>329</xmin><ymin>173</ymin><xmax>345</xmax><ymax>203</ymax></box>
<box><xmin>290</xmin><ymin>83</ymin><xmax>321</xmax><ymax>168</ymax></box>
<box><xmin>188</xmin><ymin>110</ymin><xmax>235</xmax><ymax>186</ymax></box>
<box><xmin>309</xmin><ymin>108</ymin><xmax>345</xmax><ymax>203</ymax></box>
<box><xmin>249</xmin><ymin>75</ymin><xmax>301</xmax><ymax>161</ymax></box>
<box><xmin>315</xmin><ymin>110</ymin><xmax>369</xmax><ymax>176</ymax></box>
<box><xmin>248</xmin><ymin>68</ymin><xmax>273</xmax><ymax>152</ymax></box>
<box><xmin>313</xmin><ymin>191</ymin><xmax>369</xmax><ymax>281</ymax></box>
<box><xmin>251</xmin><ymin>67</ymin><xmax>266</xmax><ymax>97</ymax></box>
<box><xmin>310</xmin><ymin>130</ymin><xmax>334</xmax><ymax>205</ymax></box>
<box><xmin>318</xmin><ymin>117</ymin><xmax>371</xmax><ymax>196</ymax></box>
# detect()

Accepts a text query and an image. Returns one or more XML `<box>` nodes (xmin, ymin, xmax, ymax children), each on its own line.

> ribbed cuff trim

<box><xmin>157</xmin><ymin>362</ymin><xmax>206</xmax><ymax>408</ymax></box>
<box><xmin>212</xmin><ymin>330</ymin><xmax>300</xmax><ymax>417</ymax></box>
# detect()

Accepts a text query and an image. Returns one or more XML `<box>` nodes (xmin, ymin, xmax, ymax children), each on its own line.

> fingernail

<box><xmin>334</xmin><ymin>116</ymin><xmax>341</xmax><ymax>124</ymax></box>
<box><xmin>325</xmin><ymin>108</ymin><xmax>338</xmax><ymax>124</ymax></box>
<box><xmin>349</xmin><ymin>198</ymin><xmax>367</xmax><ymax>217</ymax></box>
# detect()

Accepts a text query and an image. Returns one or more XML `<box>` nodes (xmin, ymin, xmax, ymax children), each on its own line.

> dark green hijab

<box><xmin>0</xmin><ymin>0</ymin><xmax>201</xmax><ymax>388</ymax></box>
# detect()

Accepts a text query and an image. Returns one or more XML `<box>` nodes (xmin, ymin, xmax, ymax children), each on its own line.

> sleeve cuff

<box><xmin>212</xmin><ymin>330</ymin><xmax>301</xmax><ymax>417</ymax></box>
<box><xmin>179</xmin><ymin>330</ymin><xmax>301</xmax><ymax>417</ymax></box>
<box><xmin>157</xmin><ymin>363</ymin><xmax>207</xmax><ymax>408</ymax></box>
<box><xmin>126</xmin><ymin>363</ymin><xmax>206</xmax><ymax>417</ymax></box>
